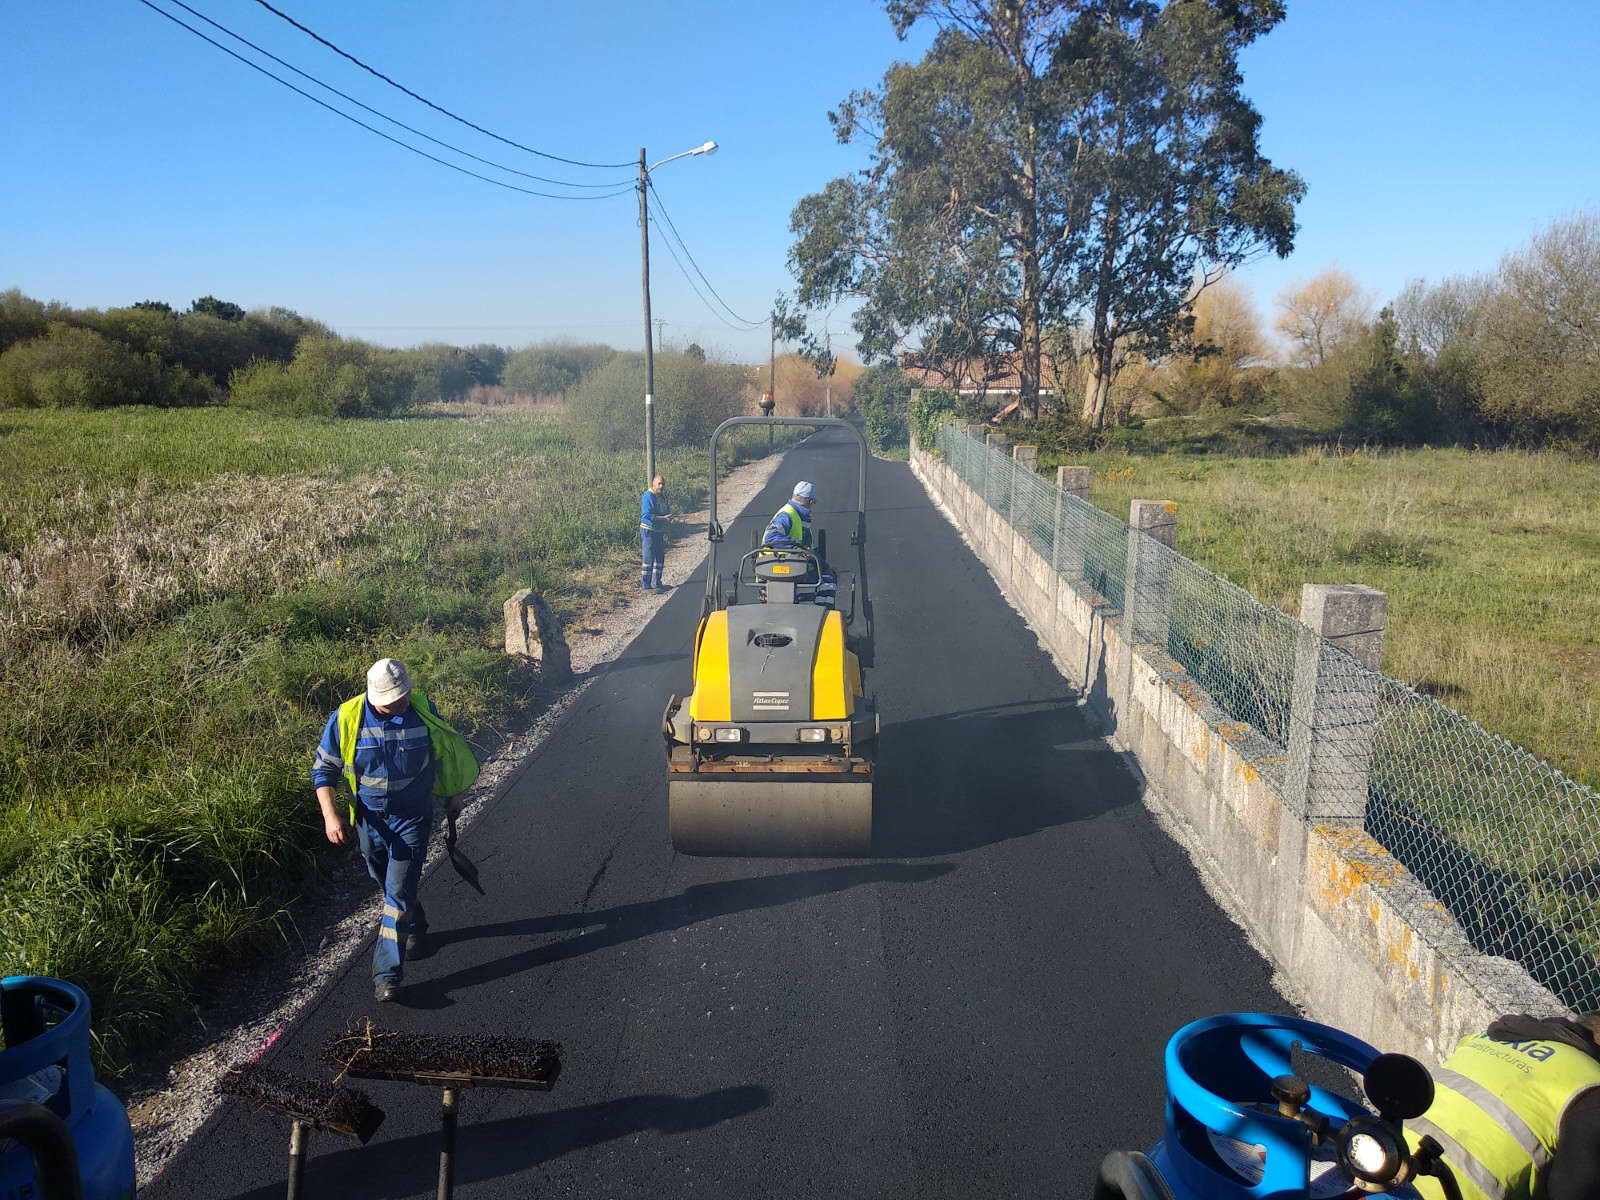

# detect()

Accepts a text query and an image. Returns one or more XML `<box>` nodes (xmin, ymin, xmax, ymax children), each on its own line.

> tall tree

<box><xmin>1274</xmin><ymin>267</ymin><xmax>1372</xmax><ymax>367</ymax></box>
<box><xmin>787</xmin><ymin>0</ymin><xmax>1301</xmax><ymax>426</ymax></box>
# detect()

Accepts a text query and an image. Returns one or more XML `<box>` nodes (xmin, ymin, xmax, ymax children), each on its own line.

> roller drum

<box><xmin>669</xmin><ymin>777</ymin><xmax>873</xmax><ymax>857</ymax></box>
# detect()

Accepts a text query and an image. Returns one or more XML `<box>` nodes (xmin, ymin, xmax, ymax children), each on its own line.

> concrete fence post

<box><xmin>1284</xmin><ymin>584</ymin><xmax>1388</xmax><ymax>823</ymax></box>
<box><xmin>1123</xmin><ymin>500</ymin><xmax>1178</xmax><ymax>648</ymax></box>
<box><xmin>1011</xmin><ymin>444</ymin><xmax>1039</xmax><ymax>532</ymax></box>
<box><xmin>1053</xmin><ymin>466</ymin><xmax>1090</xmax><ymax>577</ymax></box>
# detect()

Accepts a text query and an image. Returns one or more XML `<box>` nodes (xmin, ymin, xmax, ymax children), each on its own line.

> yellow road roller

<box><xmin>663</xmin><ymin>417</ymin><xmax>878</xmax><ymax>856</ymax></box>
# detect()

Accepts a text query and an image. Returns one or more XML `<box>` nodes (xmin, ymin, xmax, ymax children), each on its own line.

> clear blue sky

<box><xmin>3</xmin><ymin>1</ymin><xmax>1597</xmax><ymax>363</ymax></box>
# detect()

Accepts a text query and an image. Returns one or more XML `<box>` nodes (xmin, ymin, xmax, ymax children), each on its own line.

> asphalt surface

<box><xmin>146</xmin><ymin>426</ymin><xmax>1289</xmax><ymax>1199</ymax></box>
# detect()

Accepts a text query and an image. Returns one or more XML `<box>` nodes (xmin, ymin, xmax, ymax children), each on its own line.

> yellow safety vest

<box><xmin>774</xmin><ymin>502</ymin><xmax>808</xmax><ymax>545</ymax></box>
<box><xmin>1407</xmin><ymin>1032</ymin><xmax>1600</xmax><ymax>1200</ymax></box>
<box><xmin>335</xmin><ymin>691</ymin><xmax>480</xmax><ymax>822</ymax></box>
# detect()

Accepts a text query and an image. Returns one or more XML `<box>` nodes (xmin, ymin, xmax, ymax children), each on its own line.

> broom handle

<box><xmin>437</xmin><ymin>1087</ymin><xmax>459</xmax><ymax>1200</ymax></box>
<box><xmin>287</xmin><ymin>1120</ymin><xmax>308</xmax><ymax>1200</ymax></box>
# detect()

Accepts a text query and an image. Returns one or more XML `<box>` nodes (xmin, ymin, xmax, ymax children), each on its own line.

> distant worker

<box><xmin>311</xmin><ymin>658</ymin><xmax>479</xmax><ymax>1003</ymax></box>
<box><xmin>1407</xmin><ymin>1011</ymin><xmax>1600</xmax><ymax>1200</ymax></box>
<box><xmin>640</xmin><ymin>473</ymin><xmax>671</xmax><ymax>593</ymax></box>
<box><xmin>762</xmin><ymin>480</ymin><xmax>835</xmax><ymax>607</ymax></box>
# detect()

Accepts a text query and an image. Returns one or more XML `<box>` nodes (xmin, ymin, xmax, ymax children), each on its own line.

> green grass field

<box><xmin>1053</xmin><ymin>444</ymin><xmax>1600</xmax><ymax>791</ymax></box>
<box><xmin>0</xmin><ymin>403</ymin><xmax>779</xmax><ymax>1069</ymax></box>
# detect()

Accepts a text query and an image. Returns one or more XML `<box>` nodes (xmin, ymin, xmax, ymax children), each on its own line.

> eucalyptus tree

<box><xmin>787</xmin><ymin>0</ymin><xmax>1304</xmax><ymax>427</ymax></box>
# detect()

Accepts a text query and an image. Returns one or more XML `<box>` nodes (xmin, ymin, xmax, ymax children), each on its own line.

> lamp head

<box><xmin>695</xmin><ymin>140</ymin><xmax>719</xmax><ymax>156</ymax></box>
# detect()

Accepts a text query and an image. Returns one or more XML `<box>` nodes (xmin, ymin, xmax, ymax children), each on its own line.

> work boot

<box><xmin>374</xmin><ymin>979</ymin><xmax>398</xmax><ymax>1003</ymax></box>
<box><xmin>405</xmin><ymin>929</ymin><xmax>430</xmax><ymax>961</ymax></box>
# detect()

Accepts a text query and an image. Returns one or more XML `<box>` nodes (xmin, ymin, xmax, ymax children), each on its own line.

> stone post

<box><xmin>1123</xmin><ymin>500</ymin><xmax>1178</xmax><ymax>647</ymax></box>
<box><xmin>1011</xmin><ymin>443</ymin><xmax>1039</xmax><ymax>534</ymax></box>
<box><xmin>1284</xmin><ymin>584</ymin><xmax>1388</xmax><ymax>823</ymax></box>
<box><xmin>1052</xmin><ymin>466</ymin><xmax>1090</xmax><ymax>577</ymax></box>
<box><xmin>504</xmin><ymin>587</ymin><xmax>573</xmax><ymax>683</ymax></box>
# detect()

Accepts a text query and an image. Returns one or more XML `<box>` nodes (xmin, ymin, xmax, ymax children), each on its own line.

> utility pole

<box><xmin>654</xmin><ymin>318</ymin><xmax>667</xmax><ymax>352</ymax></box>
<box><xmin>826</xmin><ymin>384</ymin><xmax>832</xmax><ymax>417</ymax></box>
<box><xmin>638</xmin><ymin>146</ymin><xmax>655</xmax><ymax>484</ymax></box>
<box><xmin>768</xmin><ymin>323</ymin><xmax>777</xmax><ymax>447</ymax></box>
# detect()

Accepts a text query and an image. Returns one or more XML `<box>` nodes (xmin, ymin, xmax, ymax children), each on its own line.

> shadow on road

<box><xmin>221</xmin><ymin>1086</ymin><xmax>771</xmax><ymax>1200</ymax></box>
<box><xmin>874</xmin><ymin>698</ymin><xmax>1141</xmax><ymax>857</ymax></box>
<box><xmin>403</xmin><ymin>863</ymin><xmax>954</xmax><ymax>1009</ymax></box>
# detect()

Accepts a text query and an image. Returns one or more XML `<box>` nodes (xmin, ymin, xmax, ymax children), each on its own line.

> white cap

<box><xmin>793</xmin><ymin>480</ymin><xmax>815</xmax><ymax>501</ymax></box>
<box><xmin>366</xmin><ymin>658</ymin><xmax>413</xmax><ymax>706</ymax></box>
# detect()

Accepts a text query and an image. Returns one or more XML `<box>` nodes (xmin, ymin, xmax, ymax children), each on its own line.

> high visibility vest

<box><xmin>1407</xmin><ymin>1033</ymin><xmax>1600</xmax><ymax>1200</ymax></box>
<box><xmin>774</xmin><ymin>502</ymin><xmax>809</xmax><ymax>545</ymax></box>
<box><xmin>335</xmin><ymin>691</ymin><xmax>480</xmax><ymax>821</ymax></box>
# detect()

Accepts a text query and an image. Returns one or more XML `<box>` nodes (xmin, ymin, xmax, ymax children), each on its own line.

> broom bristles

<box><xmin>324</xmin><ymin>1024</ymin><xmax>562</xmax><ymax>1087</ymax></box>
<box><xmin>219</xmin><ymin>1064</ymin><xmax>385</xmax><ymax>1143</ymax></box>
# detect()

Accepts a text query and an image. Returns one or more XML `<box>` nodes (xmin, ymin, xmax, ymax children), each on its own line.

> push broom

<box><xmin>324</xmin><ymin>1024</ymin><xmax>561</xmax><ymax>1200</ymax></box>
<box><xmin>218</xmin><ymin>1064</ymin><xmax>385</xmax><ymax>1199</ymax></box>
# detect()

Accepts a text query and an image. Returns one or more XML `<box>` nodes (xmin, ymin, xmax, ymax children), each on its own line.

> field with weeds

<box><xmin>0</xmin><ymin>402</ymin><xmax>781</xmax><ymax>1069</ymax></box>
<box><xmin>1053</xmin><ymin>444</ymin><xmax>1600</xmax><ymax>790</ymax></box>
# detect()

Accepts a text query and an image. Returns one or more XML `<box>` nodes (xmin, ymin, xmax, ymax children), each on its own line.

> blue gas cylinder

<box><xmin>0</xmin><ymin>977</ymin><xmax>135</xmax><ymax>1200</ymax></box>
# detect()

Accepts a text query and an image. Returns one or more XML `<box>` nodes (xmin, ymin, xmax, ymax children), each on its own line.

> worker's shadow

<box><xmin>403</xmin><ymin>862</ymin><xmax>953</xmax><ymax>1010</ymax></box>
<box><xmin>872</xmin><ymin>697</ymin><xmax>1141</xmax><ymax>856</ymax></box>
<box><xmin>223</xmin><ymin>1086</ymin><xmax>770</xmax><ymax>1200</ymax></box>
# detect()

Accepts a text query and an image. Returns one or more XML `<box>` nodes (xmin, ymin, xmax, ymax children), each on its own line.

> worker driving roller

<box><xmin>761</xmin><ymin>480</ymin><xmax>836</xmax><ymax>607</ymax></box>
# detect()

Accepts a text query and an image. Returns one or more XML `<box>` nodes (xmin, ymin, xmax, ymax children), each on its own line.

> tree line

<box><xmin>0</xmin><ymin>290</ymin><xmax>632</xmax><ymax>419</ymax></box>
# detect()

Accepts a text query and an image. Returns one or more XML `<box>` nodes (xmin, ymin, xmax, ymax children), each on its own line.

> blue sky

<box><xmin>3</xmin><ymin>1</ymin><xmax>1597</xmax><ymax>363</ymax></box>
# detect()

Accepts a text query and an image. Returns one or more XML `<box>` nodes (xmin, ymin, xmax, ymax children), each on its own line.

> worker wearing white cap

<box><xmin>761</xmin><ymin>481</ymin><xmax>836</xmax><ymax>607</ymax></box>
<box><xmin>311</xmin><ymin>658</ymin><xmax>478</xmax><ymax>1003</ymax></box>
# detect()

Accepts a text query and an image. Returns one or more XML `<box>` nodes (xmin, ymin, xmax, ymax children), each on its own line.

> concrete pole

<box><xmin>1011</xmin><ymin>443</ymin><xmax>1039</xmax><ymax>531</ymax></box>
<box><xmin>1124</xmin><ymin>499</ymin><xmax>1178</xmax><ymax>647</ymax></box>
<box><xmin>1053</xmin><ymin>466</ymin><xmax>1090</xmax><ymax>577</ymax></box>
<box><xmin>1284</xmin><ymin>584</ymin><xmax>1388</xmax><ymax>823</ymax></box>
<box><xmin>638</xmin><ymin>147</ymin><xmax>655</xmax><ymax>484</ymax></box>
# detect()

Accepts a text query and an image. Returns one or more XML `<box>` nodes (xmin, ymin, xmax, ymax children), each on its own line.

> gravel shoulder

<box><xmin>125</xmin><ymin>446</ymin><xmax>790</xmax><ymax>1188</ymax></box>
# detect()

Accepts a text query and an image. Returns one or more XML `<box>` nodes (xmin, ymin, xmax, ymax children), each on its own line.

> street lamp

<box><xmin>639</xmin><ymin>140</ymin><xmax>718</xmax><ymax>483</ymax></box>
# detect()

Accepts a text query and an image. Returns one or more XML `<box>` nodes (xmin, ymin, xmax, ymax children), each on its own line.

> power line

<box><xmin>647</xmin><ymin>193</ymin><xmax>762</xmax><ymax>334</ymax></box>
<box><xmin>251</xmin><ymin>0</ymin><xmax>633</xmax><ymax>170</ymax></box>
<box><xmin>138</xmin><ymin>0</ymin><xmax>634</xmax><ymax>201</ymax></box>
<box><xmin>162</xmin><ymin>0</ymin><xmax>631</xmax><ymax>189</ymax></box>
<box><xmin>647</xmin><ymin>179</ymin><xmax>766</xmax><ymax>328</ymax></box>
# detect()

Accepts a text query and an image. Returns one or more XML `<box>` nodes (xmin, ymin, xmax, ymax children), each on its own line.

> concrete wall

<box><xmin>910</xmin><ymin>435</ymin><xmax>1561</xmax><ymax>1067</ymax></box>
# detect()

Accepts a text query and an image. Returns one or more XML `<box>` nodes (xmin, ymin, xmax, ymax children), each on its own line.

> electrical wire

<box><xmin>251</xmin><ymin>0</ymin><xmax>634</xmax><ymax>170</ymax></box>
<box><xmin>162</xmin><ymin>0</ymin><xmax>631</xmax><ymax>189</ymax></box>
<box><xmin>647</xmin><ymin>179</ymin><xmax>766</xmax><ymax>328</ymax></box>
<box><xmin>138</xmin><ymin>0</ymin><xmax>634</xmax><ymax>201</ymax></box>
<box><xmin>647</xmin><ymin>193</ymin><xmax>764</xmax><ymax>334</ymax></box>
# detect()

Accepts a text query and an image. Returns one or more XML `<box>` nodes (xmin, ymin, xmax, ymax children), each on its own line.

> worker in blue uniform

<box><xmin>312</xmin><ymin>658</ymin><xmax>474</xmax><ymax>1003</ymax></box>
<box><xmin>762</xmin><ymin>480</ymin><xmax>836</xmax><ymax>607</ymax></box>
<box><xmin>640</xmin><ymin>473</ymin><xmax>671</xmax><ymax>592</ymax></box>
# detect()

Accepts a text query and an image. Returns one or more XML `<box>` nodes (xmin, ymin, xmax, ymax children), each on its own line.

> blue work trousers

<box><xmin>355</xmin><ymin>804</ymin><xmax>431</xmax><ymax>983</ymax></box>
<box><xmin>640</xmin><ymin>528</ymin><xmax>665</xmax><ymax>588</ymax></box>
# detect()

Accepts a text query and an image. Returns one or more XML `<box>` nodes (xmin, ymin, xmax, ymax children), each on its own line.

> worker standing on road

<box><xmin>640</xmin><ymin>473</ymin><xmax>671</xmax><ymax>592</ymax></box>
<box><xmin>311</xmin><ymin>658</ymin><xmax>479</xmax><ymax>1003</ymax></box>
<box><xmin>1407</xmin><ymin>1011</ymin><xmax>1600</xmax><ymax>1200</ymax></box>
<box><xmin>762</xmin><ymin>480</ymin><xmax>835</xmax><ymax>607</ymax></box>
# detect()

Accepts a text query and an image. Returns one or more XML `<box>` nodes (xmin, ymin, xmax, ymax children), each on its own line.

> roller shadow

<box><xmin>223</xmin><ymin>1086</ymin><xmax>771</xmax><ymax>1200</ymax></box>
<box><xmin>403</xmin><ymin>863</ymin><xmax>954</xmax><ymax>1009</ymax></box>
<box><xmin>873</xmin><ymin>698</ymin><xmax>1142</xmax><ymax>857</ymax></box>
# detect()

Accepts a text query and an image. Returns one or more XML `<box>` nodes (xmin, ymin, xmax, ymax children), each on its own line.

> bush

<box><xmin>504</xmin><ymin>343</ymin><xmax>615</xmax><ymax>399</ymax></box>
<box><xmin>0</xmin><ymin>323</ymin><xmax>211</xmax><ymax>409</ymax></box>
<box><xmin>853</xmin><ymin>364</ymin><xmax>912</xmax><ymax>451</ymax></box>
<box><xmin>228</xmin><ymin>336</ymin><xmax>417</xmax><ymax>417</ymax></box>
<box><xmin>399</xmin><ymin>345</ymin><xmax>478</xmax><ymax>405</ymax></box>
<box><xmin>567</xmin><ymin>351</ymin><xmax>747</xmax><ymax>453</ymax></box>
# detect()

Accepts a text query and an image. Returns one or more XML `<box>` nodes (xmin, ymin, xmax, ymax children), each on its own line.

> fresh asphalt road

<box><xmin>146</xmin><ymin>427</ymin><xmax>1289</xmax><ymax>1199</ymax></box>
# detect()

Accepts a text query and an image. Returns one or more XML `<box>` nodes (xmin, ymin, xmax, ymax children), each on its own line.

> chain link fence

<box><xmin>932</xmin><ymin>422</ymin><xmax>1600</xmax><ymax>1012</ymax></box>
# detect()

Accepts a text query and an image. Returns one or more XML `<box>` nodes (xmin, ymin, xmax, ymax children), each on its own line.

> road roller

<box><xmin>663</xmin><ymin>416</ymin><xmax>878</xmax><ymax>856</ymax></box>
